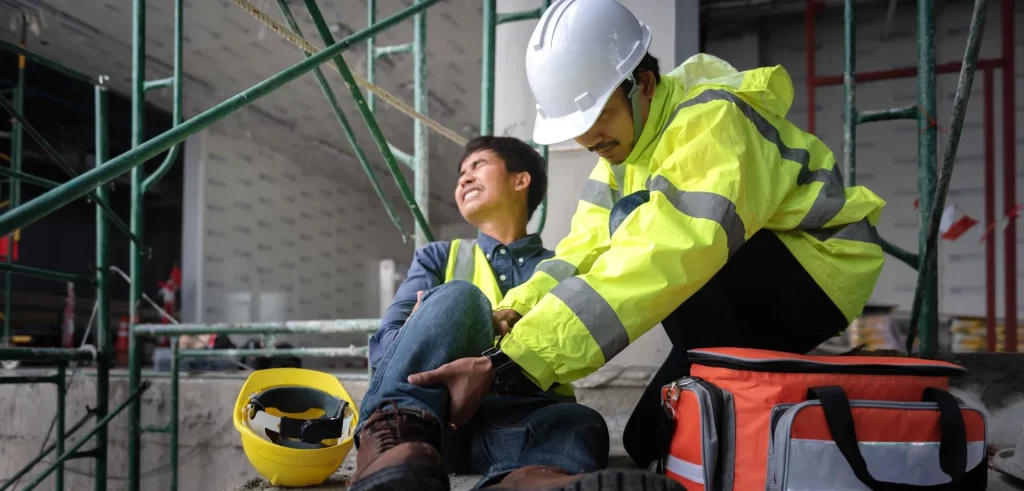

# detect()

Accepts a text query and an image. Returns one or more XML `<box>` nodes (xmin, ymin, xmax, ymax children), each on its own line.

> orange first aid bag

<box><xmin>661</xmin><ymin>348</ymin><xmax>988</xmax><ymax>491</ymax></box>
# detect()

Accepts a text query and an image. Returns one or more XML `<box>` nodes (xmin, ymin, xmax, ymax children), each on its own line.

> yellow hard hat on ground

<box><xmin>232</xmin><ymin>368</ymin><xmax>359</xmax><ymax>487</ymax></box>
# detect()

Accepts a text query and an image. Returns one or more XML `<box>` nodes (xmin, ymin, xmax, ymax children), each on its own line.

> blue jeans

<box><xmin>357</xmin><ymin>281</ymin><xmax>610</xmax><ymax>487</ymax></box>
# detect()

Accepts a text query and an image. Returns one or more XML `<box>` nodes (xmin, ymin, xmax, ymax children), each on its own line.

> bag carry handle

<box><xmin>806</xmin><ymin>386</ymin><xmax>967</xmax><ymax>491</ymax></box>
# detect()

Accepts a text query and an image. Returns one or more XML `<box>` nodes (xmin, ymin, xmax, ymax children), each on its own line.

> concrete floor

<box><xmin>2</xmin><ymin>352</ymin><xmax>1024</xmax><ymax>491</ymax></box>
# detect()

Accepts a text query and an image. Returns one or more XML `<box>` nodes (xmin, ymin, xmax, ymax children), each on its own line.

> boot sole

<box><xmin>538</xmin><ymin>469</ymin><xmax>687</xmax><ymax>491</ymax></box>
<box><xmin>347</xmin><ymin>463</ymin><xmax>449</xmax><ymax>491</ymax></box>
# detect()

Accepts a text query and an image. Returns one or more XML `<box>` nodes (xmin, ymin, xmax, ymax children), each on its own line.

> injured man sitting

<box><xmin>352</xmin><ymin>136</ymin><xmax>683</xmax><ymax>491</ymax></box>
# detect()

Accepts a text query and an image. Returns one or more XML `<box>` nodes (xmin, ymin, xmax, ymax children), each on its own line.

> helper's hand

<box><xmin>408</xmin><ymin>356</ymin><xmax>494</xmax><ymax>427</ymax></box>
<box><xmin>402</xmin><ymin>291</ymin><xmax>424</xmax><ymax>327</ymax></box>
<box><xmin>492</xmin><ymin>309</ymin><xmax>522</xmax><ymax>336</ymax></box>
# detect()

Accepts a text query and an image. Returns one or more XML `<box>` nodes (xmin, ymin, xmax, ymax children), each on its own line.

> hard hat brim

<box><xmin>531</xmin><ymin>85</ymin><xmax>616</xmax><ymax>146</ymax></box>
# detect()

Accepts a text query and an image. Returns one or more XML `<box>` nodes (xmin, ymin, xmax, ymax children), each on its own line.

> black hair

<box><xmin>458</xmin><ymin>136</ymin><xmax>548</xmax><ymax>219</ymax></box>
<box><xmin>621</xmin><ymin>52</ymin><xmax>662</xmax><ymax>94</ymax></box>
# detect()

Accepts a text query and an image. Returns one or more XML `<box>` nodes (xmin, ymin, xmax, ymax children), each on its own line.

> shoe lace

<box><xmin>367</xmin><ymin>401</ymin><xmax>402</xmax><ymax>454</ymax></box>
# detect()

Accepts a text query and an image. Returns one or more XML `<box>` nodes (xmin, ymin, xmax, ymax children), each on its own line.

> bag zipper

<box><xmin>687</xmin><ymin>351</ymin><xmax>964</xmax><ymax>376</ymax></box>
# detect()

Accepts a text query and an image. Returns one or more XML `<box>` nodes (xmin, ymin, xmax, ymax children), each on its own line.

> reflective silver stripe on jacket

<box><xmin>660</xmin><ymin>88</ymin><xmax>848</xmax><ymax>232</ymax></box>
<box><xmin>549</xmin><ymin>277</ymin><xmax>630</xmax><ymax>362</ymax></box>
<box><xmin>451</xmin><ymin>239</ymin><xmax>477</xmax><ymax>282</ymax></box>
<box><xmin>805</xmin><ymin>218</ymin><xmax>882</xmax><ymax>245</ymax></box>
<box><xmin>579</xmin><ymin>179</ymin><xmax>616</xmax><ymax>210</ymax></box>
<box><xmin>536</xmin><ymin>258</ymin><xmax>578</xmax><ymax>282</ymax></box>
<box><xmin>646</xmin><ymin>175</ymin><xmax>746</xmax><ymax>257</ymax></box>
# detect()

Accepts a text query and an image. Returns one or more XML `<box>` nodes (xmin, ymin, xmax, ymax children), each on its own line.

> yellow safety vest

<box><xmin>444</xmin><ymin>238</ymin><xmax>576</xmax><ymax>399</ymax></box>
<box><xmin>497</xmin><ymin>54</ymin><xmax>887</xmax><ymax>391</ymax></box>
<box><xmin>443</xmin><ymin>239</ymin><xmax>503</xmax><ymax>308</ymax></box>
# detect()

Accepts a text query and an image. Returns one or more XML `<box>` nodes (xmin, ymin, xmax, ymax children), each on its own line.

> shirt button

<box><xmin>486</xmin><ymin>254</ymin><xmax>491</xmax><ymax>259</ymax></box>
<box><xmin>518</xmin><ymin>258</ymin><xmax>524</xmax><ymax>264</ymax></box>
<box><xmin>499</xmin><ymin>249</ymin><xmax>507</xmax><ymax>255</ymax></box>
<box><xmin>499</xmin><ymin>274</ymin><xmax>507</xmax><ymax>281</ymax></box>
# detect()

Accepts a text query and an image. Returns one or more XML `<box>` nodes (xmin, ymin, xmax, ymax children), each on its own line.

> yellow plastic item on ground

<box><xmin>233</xmin><ymin>368</ymin><xmax>359</xmax><ymax>487</ymax></box>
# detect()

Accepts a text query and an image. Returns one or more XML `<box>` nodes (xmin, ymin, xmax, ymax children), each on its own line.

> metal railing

<box><xmin>806</xmin><ymin>0</ymin><xmax>997</xmax><ymax>357</ymax></box>
<box><xmin>1</xmin><ymin>0</ymin><xmax>992</xmax><ymax>490</ymax></box>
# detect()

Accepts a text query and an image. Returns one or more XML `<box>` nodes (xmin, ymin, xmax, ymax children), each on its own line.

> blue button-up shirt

<box><xmin>368</xmin><ymin>232</ymin><xmax>554</xmax><ymax>369</ymax></box>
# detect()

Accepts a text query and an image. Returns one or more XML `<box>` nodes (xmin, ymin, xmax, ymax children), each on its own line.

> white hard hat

<box><xmin>525</xmin><ymin>0</ymin><xmax>653</xmax><ymax>146</ymax></box>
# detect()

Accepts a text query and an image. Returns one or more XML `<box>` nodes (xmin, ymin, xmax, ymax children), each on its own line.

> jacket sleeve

<box><xmin>368</xmin><ymin>242</ymin><xmax>447</xmax><ymax>369</ymax></box>
<box><xmin>501</xmin><ymin>98</ymin><xmax>808</xmax><ymax>389</ymax></box>
<box><xmin>496</xmin><ymin>165</ymin><xmax>617</xmax><ymax>316</ymax></box>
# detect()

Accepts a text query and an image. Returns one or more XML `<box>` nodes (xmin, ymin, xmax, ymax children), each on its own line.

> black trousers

<box><xmin>610</xmin><ymin>192</ymin><xmax>850</xmax><ymax>468</ymax></box>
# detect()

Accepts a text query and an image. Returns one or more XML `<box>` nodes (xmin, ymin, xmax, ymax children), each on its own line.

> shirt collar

<box><xmin>476</xmin><ymin>231</ymin><xmax>545</xmax><ymax>261</ymax></box>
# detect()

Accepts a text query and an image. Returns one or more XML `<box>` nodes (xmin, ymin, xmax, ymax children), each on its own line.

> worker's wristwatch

<box><xmin>482</xmin><ymin>347</ymin><xmax>530</xmax><ymax>395</ymax></box>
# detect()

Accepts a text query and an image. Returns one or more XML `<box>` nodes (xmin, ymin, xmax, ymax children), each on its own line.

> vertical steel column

<box><xmin>367</xmin><ymin>0</ymin><xmax>377</xmax><ymax>115</ymax></box>
<box><xmin>413</xmin><ymin>1</ymin><xmax>429</xmax><ymax>248</ymax></box>
<box><xmin>1001</xmin><ymin>0</ymin><xmax>1017</xmax><ymax>352</ymax></box>
<box><xmin>984</xmin><ymin>68</ymin><xmax>996</xmax><ymax>352</ymax></box>
<box><xmin>94</xmin><ymin>80</ymin><xmax>110</xmax><ymax>491</ymax></box>
<box><xmin>3</xmin><ymin>22</ymin><xmax>25</xmax><ymax>345</ymax></box>
<box><xmin>843</xmin><ymin>0</ymin><xmax>856</xmax><ymax>185</ymax></box>
<box><xmin>55</xmin><ymin>362</ymin><xmax>65</xmax><ymax>491</ymax></box>
<box><xmin>128</xmin><ymin>0</ymin><xmax>146</xmax><ymax>488</ymax></box>
<box><xmin>481</xmin><ymin>0</ymin><xmax>496</xmax><ymax>135</ymax></box>
<box><xmin>916</xmin><ymin>0</ymin><xmax>939</xmax><ymax>357</ymax></box>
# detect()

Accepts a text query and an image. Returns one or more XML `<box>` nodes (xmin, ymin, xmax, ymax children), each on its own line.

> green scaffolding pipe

<box><xmin>880</xmin><ymin>237</ymin><xmax>920</xmax><ymax>270</ymax></box>
<box><xmin>0</xmin><ymin>0</ymin><xmax>443</xmax><ymax>237</ymax></box>
<box><xmin>142</xmin><ymin>424</ymin><xmax>170</xmax><ymax>434</ymax></box>
<box><xmin>303</xmin><ymin>0</ymin><xmax>435</xmax><ymax>244</ymax></box>
<box><xmin>843</xmin><ymin>0</ymin><xmax>856</xmax><ymax>186</ymax></box>
<box><xmin>496</xmin><ymin>8</ymin><xmax>545</xmax><ymax>24</ymax></box>
<box><xmin>94</xmin><ymin>82</ymin><xmax>111</xmax><ymax>491</ymax></box>
<box><xmin>0</xmin><ymin>263</ymin><xmax>94</xmax><ymax>284</ymax></box>
<box><xmin>0</xmin><ymin>409</ymin><xmax>95</xmax><ymax>491</ymax></box>
<box><xmin>375</xmin><ymin>43</ymin><xmax>413</xmax><ymax>57</ymax></box>
<box><xmin>3</xmin><ymin>34</ymin><xmax>23</xmax><ymax>347</ymax></box>
<box><xmin>367</xmin><ymin>0</ymin><xmax>377</xmax><ymax>115</ymax></box>
<box><xmin>127</xmin><ymin>0</ymin><xmax>146</xmax><ymax>487</ymax></box>
<box><xmin>0</xmin><ymin>94</ymin><xmax>148</xmax><ymax>252</ymax></box>
<box><xmin>0</xmin><ymin>346</ymin><xmax>95</xmax><ymax>361</ymax></box>
<box><xmin>389</xmin><ymin>144</ymin><xmax>414</xmax><ymax>169</ymax></box>
<box><xmin>907</xmin><ymin>0</ymin><xmax>988</xmax><ymax>357</ymax></box>
<box><xmin>178</xmin><ymin>346</ymin><xmax>368</xmax><ymax>359</ymax></box>
<box><xmin>134</xmin><ymin>319</ymin><xmax>381</xmax><ymax>336</ymax></box>
<box><xmin>481</xmin><ymin>0</ymin><xmax>495</xmax><ymax>135</ymax></box>
<box><xmin>857</xmin><ymin>106</ymin><xmax>919</xmax><ymax>123</ymax></box>
<box><xmin>21</xmin><ymin>381</ymin><xmax>152</xmax><ymax>491</ymax></box>
<box><xmin>0</xmin><ymin>39</ymin><xmax>95</xmax><ymax>85</ymax></box>
<box><xmin>143</xmin><ymin>78</ymin><xmax>172</xmax><ymax>92</ymax></box>
<box><xmin>413</xmin><ymin>0</ymin><xmax>430</xmax><ymax>248</ymax></box>
<box><xmin>275</xmin><ymin>0</ymin><xmax>409</xmax><ymax>241</ymax></box>
<box><xmin>0</xmin><ymin>166</ymin><xmax>59</xmax><ymax>189</ymax></box>
<box><xmin>141</xmin><ymin>0</ymin><xmax>183</xmax><ymax>194</ymax></box>
<box><xmin>911</xmin><ymin>0</ymin><xmax>939</xmax><ymax>358</ymax></box>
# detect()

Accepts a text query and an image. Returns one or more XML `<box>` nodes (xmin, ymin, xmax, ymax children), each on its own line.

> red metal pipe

<box><xmin>814</xmin><ymin>58</ymin><xmax>1003</xmax><ymax>86</ymax></box>
<box><xmin>1001</xmin><ymin>0</ymin><xmax>1017</xmax><ymax>353</ymax></box>
<box><xmin>984</xmin><ymin>67</ymin><xmax>996</xmax><ymax>352</ymax></box>
<box><xmin>806</xmin><ymin>0</ymin><xmax>816</xmax><ymax>133</ymax></box>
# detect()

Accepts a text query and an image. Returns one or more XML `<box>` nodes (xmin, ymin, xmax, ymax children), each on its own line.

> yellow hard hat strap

<box><xmin>245</xmin><ymin>387</ymin><xmax>353</xmax><ymax>448</ymax></box>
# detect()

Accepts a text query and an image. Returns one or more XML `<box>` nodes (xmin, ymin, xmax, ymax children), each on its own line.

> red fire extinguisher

<box><xmin>115</xmin><ymin>315</ymin><xmax>130</xmax><ymax>366</ymax></box>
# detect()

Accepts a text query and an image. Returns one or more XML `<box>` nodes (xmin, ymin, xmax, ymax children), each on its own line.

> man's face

<box><xmin>455</xmin><ymin>150</ymin><xmax>528</xmax><ymax>223</ymax></box>
<box><xmin>573</xmin><ymin>74</ymin><xmax>655</xmax><ymax>165</ymax></box>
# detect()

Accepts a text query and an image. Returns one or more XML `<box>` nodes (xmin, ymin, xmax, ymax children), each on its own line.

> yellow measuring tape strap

<box><xmin>230</xmin><ymin>0</ymin><xmax>469</xmax><ymax>147</ymax></box>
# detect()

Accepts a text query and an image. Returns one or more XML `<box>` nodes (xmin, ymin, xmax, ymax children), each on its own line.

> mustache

<box><xmin>587</xmin><ymin>141</ymin><xmax>618</xmax><ymax>153</ymax></box>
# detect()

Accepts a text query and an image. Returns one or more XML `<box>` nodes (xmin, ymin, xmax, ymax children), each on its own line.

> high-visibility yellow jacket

<box><xmin>445</xmin><ymin>238</ymin><xmax>576</xmax><ymax>398</ymax></box>
<box><xmin>497</xmin><ymin>54</ymin><xmax>887</xmax><ymax>390</ymax></box>
<box><xmin>444</xmin><ymin>238</ymin><xmax>504</xmax><ymax>308</ymax></box>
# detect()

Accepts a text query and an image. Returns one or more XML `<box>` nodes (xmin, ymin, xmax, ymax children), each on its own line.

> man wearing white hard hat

<box><xmin>413</xmin><ymin>0</ymin><xmax>888</xmax><ymax>472</ymax></box>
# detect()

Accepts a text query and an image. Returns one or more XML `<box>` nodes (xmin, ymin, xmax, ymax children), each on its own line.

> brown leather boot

<box><xmin>484</xmin><ymin>465</ymin><xmax>688</xmax><ymax>491</ymax></box>
<box><xmin>348</xmin><ymin>403</ymin><xmax>448</xmax><ymax>491</ymax></box>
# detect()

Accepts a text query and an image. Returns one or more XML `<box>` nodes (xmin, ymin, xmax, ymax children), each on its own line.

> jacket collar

<box><xmin>621</xmin><ymin>75</ymin><xmax>682</xmax><ymax>166</ymax></box>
